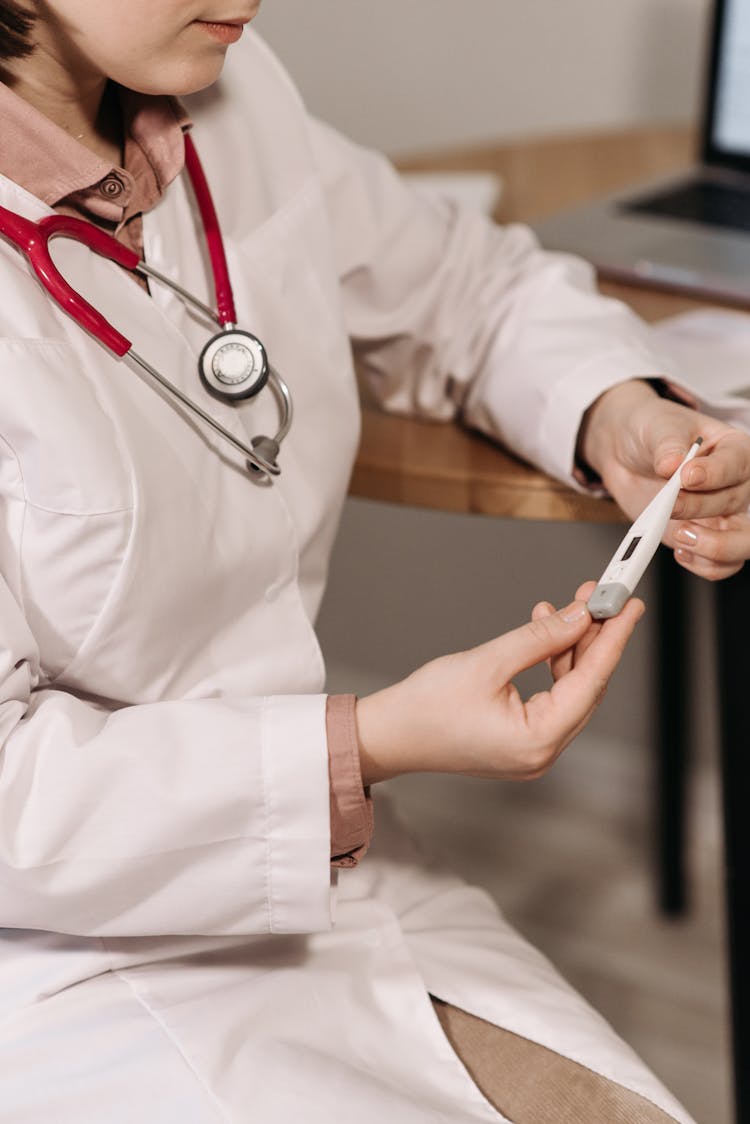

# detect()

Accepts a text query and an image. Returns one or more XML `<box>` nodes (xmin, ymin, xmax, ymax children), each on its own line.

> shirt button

<box><xmin>99</xmin><ymin>173</ymin><xmax>125</xmax><ymax>199</ymax></box>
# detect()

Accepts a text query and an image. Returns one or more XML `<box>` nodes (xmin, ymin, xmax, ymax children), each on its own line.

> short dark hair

<box><xmin>0</xmin><ymin>2</ymin><xmax>35</xmax><ymax>61</ymax></box>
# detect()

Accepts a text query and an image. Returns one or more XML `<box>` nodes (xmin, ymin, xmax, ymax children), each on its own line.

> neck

<box><xmin>1</xmin><ymin>45</ymin><xmax>123</xmax><ymax>167</ymax></box>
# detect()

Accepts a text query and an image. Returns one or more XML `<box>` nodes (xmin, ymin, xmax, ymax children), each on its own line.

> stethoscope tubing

<box><xmin>0</xmin><ymin>134</ymin><xmax>293</xmax><ymax>484</ymax></box>
<box><xmin>128</xmin><ymin>348</ymin><xmax>291</xmax><ymax>476</ymax></box>
<box><xmin>183</xmin><ymin>132</ymin><xmax>236</xmax><ymax>327</ymax></box>
<box><xmin>132</xmin><ymin>255</ymin><xmax>293</xmax><ymax>474</ymax></box>
<box><xmin>137</xmin><ymin>261</ymin><xmax>221</xmax><ymax>326</ymax></box>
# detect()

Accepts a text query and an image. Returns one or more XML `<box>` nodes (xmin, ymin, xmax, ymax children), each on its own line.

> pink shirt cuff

<box><xmin>327</xmin><ymin>695</ymin><xmax>374</xmax><ymax>868</ymax></box>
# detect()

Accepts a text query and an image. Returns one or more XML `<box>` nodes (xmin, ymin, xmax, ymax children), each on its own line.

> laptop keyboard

<box><xmin>622</xmin><ymin>178</ymin><xmax>750</xmax><ymax>234</ymax></box>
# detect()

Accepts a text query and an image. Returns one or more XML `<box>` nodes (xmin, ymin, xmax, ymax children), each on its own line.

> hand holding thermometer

<box><xmin>587</xmin><ymin>438</ymin><xmax>704</xmax><ymax>619</ymax></box>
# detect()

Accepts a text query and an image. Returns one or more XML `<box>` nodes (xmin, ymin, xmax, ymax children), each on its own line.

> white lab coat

<box><xmin>0</xmin><ymin>32</ymin><xmax>696</xmax><ymax>1124</ymax></box>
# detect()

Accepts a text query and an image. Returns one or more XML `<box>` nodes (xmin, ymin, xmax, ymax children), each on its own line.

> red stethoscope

<box><xmin>0</xmin><ymin>134</ymin><xmax>292</xmax><ymax>481</ymax></box>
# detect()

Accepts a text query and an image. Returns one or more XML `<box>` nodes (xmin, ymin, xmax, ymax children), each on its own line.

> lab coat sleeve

<box><xmin>0</xmin><ymin>574</ymin><xmax>332</xmax><ymax>938</ymax></box>
<box><xmin>309</xmin><ymin>118</ymin><xmax>667</xmax><ymax>487</ymax></box>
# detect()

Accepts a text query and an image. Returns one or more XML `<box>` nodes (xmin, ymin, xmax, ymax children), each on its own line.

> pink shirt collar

<box><xmin>0</xmin><ymin>81</ymin><xmax>191</xmax><ymax>225</ymax></box>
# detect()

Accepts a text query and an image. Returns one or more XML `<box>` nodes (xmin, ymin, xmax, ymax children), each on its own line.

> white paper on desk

<box><xmin>651</xmin><ymin>309</ymin><xmax>750</xmax><ymax>433</ymax></box>
<box><xmin>401</xmin><ymin>171</ymin><xmax>503</xmax><ymax>216</ymax></box>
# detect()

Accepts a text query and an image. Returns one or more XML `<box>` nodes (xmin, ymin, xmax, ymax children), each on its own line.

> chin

<box><xmin>123</xmin><ymin>53</ymin><xmax>228</xmax><ymax>98</ymax></box>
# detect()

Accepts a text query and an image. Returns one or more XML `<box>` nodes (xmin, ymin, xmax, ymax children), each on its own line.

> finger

<box><xmin>649</xmin><ymin>415</ymin><xmax>704</xmax><ymax>480</ymax></box>
<box><xmin>550</xmin><ymin>616</ymin><xmax>607</xmax><ymax>686</ymax></box>
<box><xmin>672</xmin><ymin>482</ymin><xmax>750</xmax><ymax>521</ymax></box>
<box><xmin>669</xmin><ymin>516</ymin><xmax>750</xmax><ymax>579</ymax></box>
<box><xmin>672</xmin><ymin>433</ymin><xmax>750</xmax><ymax>519</ymax></box>
<box><xmin>482</xmin><ymin>599</ymin><xmax>593</xmax><ymax>682</ymax></box>
<box><xmin>532</xmin><ymin>601</ymin><xmax>599</xmax><ymax>683</ymax></box>
<box><xmin>527</xmin><ymin>597</ymin><xmax>645</xmax><ymax>744</ymax></box>
<box><xmin>531</xmin><ymin>600</ymin><xmax>555</xmax><ymax>621</ymax></box>
<box><xmin>565</xmin><ymin>617</ymin><xmax>604</xmax><ymax>668</ymax></box>
<box><xmin>574</xmin><ymin>579</ymin><xmax>598</xmax><ymax>602</ymax></box>
<box><xmin>531</xmin><ymin>600</ymin><xmax>557</xmax><ymax>673</ymax></box>
<box><xmin>653</xmin><ymin>437</ymin><xmax>699</xmax><ymax>481</ymax></box>
<box><xmin>679</xmin><ymin>431</ymin><xmax>750</xmax><ymax>495</ymax></box>
<box><xmin>550</xmin><ymin>620</ymin><xmax>604</xmax><ymax>681</ymax></box>
<box><xmin>674</xmin><ymin>547</ymin><xmax>744</xmax><ymax>581</ymax></box>
<box><xmin>530</xmin><ymin>602</ymin><xmax>580</xmax><ymax>678</ymax></box>
<box><xmin>547</xmin><ymin>582</ymin><xmax>600</xmax><ymax>681</ymax></box>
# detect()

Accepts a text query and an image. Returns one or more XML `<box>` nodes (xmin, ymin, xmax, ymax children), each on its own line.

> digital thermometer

<box><xmin>587</xmin><ymin>438</ymin><xmax>704</xmax><ymax>619</ymax></box>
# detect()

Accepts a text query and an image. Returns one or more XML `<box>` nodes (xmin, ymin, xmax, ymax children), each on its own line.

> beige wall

<box><xmin>255</xmin><ymin>0</ymin><xmax>711</xmax><ymax>155</ymax></box>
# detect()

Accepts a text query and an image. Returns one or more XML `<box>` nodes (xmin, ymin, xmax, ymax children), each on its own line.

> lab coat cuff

<box><xmin>262</xmin><ymin>694</ymin><xmax>333</xmax><ymax>933</ymax></box>
<box><xmin>537</xmin><ymin>348</ymin><xmax>668</xmax><ymax>491</ymax></box>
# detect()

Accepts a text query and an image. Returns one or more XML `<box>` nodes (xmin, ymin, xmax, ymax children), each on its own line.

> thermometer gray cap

<box><xmin>587</xmin><ymin>583</ymin><xmax>631</xmax><ymax>620</ymax></box>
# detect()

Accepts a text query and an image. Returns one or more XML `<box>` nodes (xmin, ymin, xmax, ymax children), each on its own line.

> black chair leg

<box><xmin>654</xmin><ymin>548</ymin><xmax>690</xmax><ymax>916</ymax></box>
<box><xmin>716</xmin><ymin>567</ymin><xmax>750</xmax><ymax>1124</ymax></box>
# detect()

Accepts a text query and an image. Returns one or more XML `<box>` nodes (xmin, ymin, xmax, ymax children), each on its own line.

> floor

<box><xmin>384</xmin><ymin>735</ymin><xmax>730</xmax><ymax>1124</ymax></box>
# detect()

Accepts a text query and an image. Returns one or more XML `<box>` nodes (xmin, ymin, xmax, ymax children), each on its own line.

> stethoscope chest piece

<box><xmin>199</xmin><ymin>328</ymin><xmax>269</xmax><ymax>401</ymax></box>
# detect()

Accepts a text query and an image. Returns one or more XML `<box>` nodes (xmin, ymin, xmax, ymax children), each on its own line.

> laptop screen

<box><xmin>714</xmin><ymin>0</ymin><xmax>750</xmax><ymax>154</ymax></box>
<box><xmin>705</xmin><ymin>0</ymin><xmax>750</xmax><ymax>167</ymax></box>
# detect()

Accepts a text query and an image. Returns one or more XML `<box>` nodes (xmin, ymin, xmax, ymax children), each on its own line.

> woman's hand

<box><xmin>673</xmin><ymin>513</ymin><xmax>750</xmax><ymax>580</ymax></box>
<box><xmin>579</xmin><ymin>379</ymin><xmax>750</xmax><ymax>579</ymax></box>
<box><xmin>355</xmin><ymin>584</ymin><xmax>644</xmax><ymax>786</ymax></box>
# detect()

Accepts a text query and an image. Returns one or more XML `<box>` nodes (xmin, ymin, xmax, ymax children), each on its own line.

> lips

<box><xmin>200</xmin><ymin>14</ymin><xmax>251</xmax><ymax>24</ymax></box>
<box><xmin>193</xmin><ymin>18</ymin><xmax>249</xmax><ymax>43</ymax></box>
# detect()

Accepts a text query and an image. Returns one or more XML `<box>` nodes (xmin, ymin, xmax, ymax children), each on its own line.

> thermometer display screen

<box><xmin>621</xmin><ymin>536</ymin><xmax>642</xmax><ymax>562</ymax></box>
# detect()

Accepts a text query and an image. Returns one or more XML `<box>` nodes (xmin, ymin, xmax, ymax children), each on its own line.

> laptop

<box><xmin>534</xmin><ymin>0</ymin><xmax>750</xmax><ymax>304</ymax></box>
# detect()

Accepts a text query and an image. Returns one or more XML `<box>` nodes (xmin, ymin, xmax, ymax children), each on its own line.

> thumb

<box><xmin>485</xmin><ymin>600</ymin><xmax>591</xmax><ymax>679</ymax></box>
<box><xmin>649</xmin><ymin>419</ymin><xmax>698</xmax><ymax>480</ymax></box>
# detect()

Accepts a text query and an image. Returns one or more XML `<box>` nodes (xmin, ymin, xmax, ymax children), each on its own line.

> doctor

<box><xmin>0</xmin><ymin>3</ymin><xmax>748</xmax><ymax>1122</ymax></box>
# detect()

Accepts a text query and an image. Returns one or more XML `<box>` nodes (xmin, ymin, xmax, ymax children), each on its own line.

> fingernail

<box><xmin>684</xmin><ymin>465</ymin><xmax>706</xmax><ymax>487</ymax></box>
<box><xmin>561</xmin><ymin>601</ymin><xmax>589</xmax><ymax>623</ymax></box>
<box><xmin>675</xmin><ymin>526</ymin><xmax>698</xmax><ymax>546</ymax></box>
